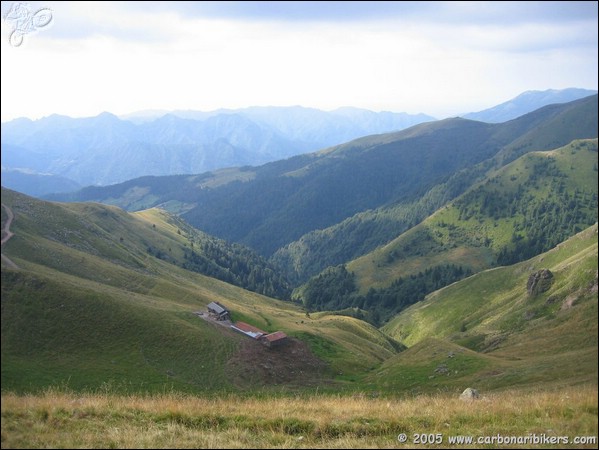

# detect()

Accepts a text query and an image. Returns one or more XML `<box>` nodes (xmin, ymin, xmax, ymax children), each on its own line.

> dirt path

<box><xmin>1</xmin><ymin>203</ymin><xmax>19</xmax><ymax>269</ymax></box>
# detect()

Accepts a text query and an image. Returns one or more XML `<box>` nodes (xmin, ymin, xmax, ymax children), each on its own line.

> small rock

<box><xmin>435</xmin><ymin>363</ymin><xmax>449</xmax><ymax>374</ymax></box>
<box><xmin>459</xmin><ymin>388</ymin><xmax>479</xmax><ymax>401</ymax></box>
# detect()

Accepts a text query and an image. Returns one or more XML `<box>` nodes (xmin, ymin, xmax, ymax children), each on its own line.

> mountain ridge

<box><xmin>1</xmin><ymin>106</ymin><xmax>434</xmax><ymax>191</ymax></box>
<box><xmin>47</xmin><ymin>95</ymin><xmax>598</xmax><ymax>268</ymax></box>
<box><xmin>290</xmin><ymin>138</ymin><xmax>597</xmax><ymax>325</ymax></box>
<box><xmin>3</xmin><ymin>88</ymin><xmax>595</xmax><ymax>196</ymax></box>
<box><xmin>464</xmin><ymin>88</ymin><xmax>597</xmax><ymax>123</ymax></box>
<box><xmin>273</xmin><ymin>95</ymin><xmax>599</xmax><ymax>282</ymax></box>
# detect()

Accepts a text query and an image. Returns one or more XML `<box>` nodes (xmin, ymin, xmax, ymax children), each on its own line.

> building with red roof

<box><xmin>260</xmin><ymin>331</ymin><xmax>288</xmax><ymax>348</ymax></box>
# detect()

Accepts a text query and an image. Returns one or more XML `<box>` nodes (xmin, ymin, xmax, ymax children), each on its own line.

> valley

<box><xmin>2</xmin><ymin>0</ymin><xmax>598</xmax><ymax>445</ymax></box>
<box><xmin>1</xmin><ymin>94</ymin><xmax>597</xmax><ymax>449</ymax></box>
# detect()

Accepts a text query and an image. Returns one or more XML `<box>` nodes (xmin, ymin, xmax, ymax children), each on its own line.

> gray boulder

<box><xmin>527</xmin><ymin>269</ymin><xmax>553</xmax><ymax>296</ymax></box>
<box><xmin>459</xmin><ymin>388</ymin><xmax>480</xmax><ymax>401</ymax></box>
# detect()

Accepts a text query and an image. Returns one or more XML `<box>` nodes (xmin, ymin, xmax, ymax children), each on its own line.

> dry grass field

<box><xmin>2</xmin><ymin>386</ymin><xmax>597</xmax><ymax>449</ymax></box>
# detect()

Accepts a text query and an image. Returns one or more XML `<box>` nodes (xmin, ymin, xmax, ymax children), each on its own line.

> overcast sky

<box><xmin>1</xmin><ymin>1</ymin><xmax>597</xmax><ymax>121</ymax></box>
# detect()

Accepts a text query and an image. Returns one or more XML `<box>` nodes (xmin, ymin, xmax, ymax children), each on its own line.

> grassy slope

<box><xmin>2</xmin><ymin>174</ymin><xmax>597</xmax><ymax>395</ymax></box>
<box><xmin>349</xmin><ymin>139</ymin><xmax>598</xmax><ymax>291</ymax></box>
<box><xmin>1</xmin><ymin>188</ymin><xmax>396</xmax><ymax>394</ymax></box>
<box><xmin>374</xmin><ymin>223</ymin><xmax>597</xmax><ymax>394</ymax></box>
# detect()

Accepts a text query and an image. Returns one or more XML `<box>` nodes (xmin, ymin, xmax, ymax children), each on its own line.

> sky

<box><xmin>1</xmin><ymin>1</ymin><xmax>597</xmax><ymax>122</ymax></box>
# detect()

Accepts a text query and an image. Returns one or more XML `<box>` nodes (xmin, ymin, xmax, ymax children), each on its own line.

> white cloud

<box><xmin>1</xmin><ymin>1</ymin><xmax>597</xmax><ymax>121</ymax></box>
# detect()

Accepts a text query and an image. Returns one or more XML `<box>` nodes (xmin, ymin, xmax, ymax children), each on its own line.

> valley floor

<box><xmin>1</xmin><ymin>386</ymin><xmax>597</xmax><ymax>449</ymax></box>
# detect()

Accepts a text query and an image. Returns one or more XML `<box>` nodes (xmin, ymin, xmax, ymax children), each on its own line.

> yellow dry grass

<box><xmin>2</xmin><ymin>386</ymin><xmax>597</xmax><ymax>448</ymax></box>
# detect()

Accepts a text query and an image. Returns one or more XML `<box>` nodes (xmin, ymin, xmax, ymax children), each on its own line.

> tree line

<box><xmin>299</xmin><ymin>264</ymin><xmax>472</xmax><ymax>326</ymax></box>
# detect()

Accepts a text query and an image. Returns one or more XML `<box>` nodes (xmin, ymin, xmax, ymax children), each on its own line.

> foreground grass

<box><xmin>2</xmin><ymin>386</ymin><xmax>597</xmax><ymax>448</ymax></box>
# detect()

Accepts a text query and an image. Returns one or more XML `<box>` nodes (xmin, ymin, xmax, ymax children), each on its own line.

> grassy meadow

<box><xmin>2</xmin><ymin>386</ymin><xmax>597</xmax><ymax>449</ymax></box>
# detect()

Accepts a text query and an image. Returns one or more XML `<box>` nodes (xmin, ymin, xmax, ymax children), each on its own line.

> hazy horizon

<box><xmin>3</xmin><ymin>87</ymin><xmax>598</xmax><ymax>124</ymax></box>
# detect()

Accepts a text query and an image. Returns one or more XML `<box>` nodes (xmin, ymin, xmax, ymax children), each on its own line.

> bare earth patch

<box><xmin>225</xmin><ymin>337</ymin><xmax>333</xmax><ymax>389</ymax></box>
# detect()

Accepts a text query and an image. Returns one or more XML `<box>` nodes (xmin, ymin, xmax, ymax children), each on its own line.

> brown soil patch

<box><xmin>225</xmin><ymin>337</ymin><xmax>333</xmax><ymax>389</ymax></box>
<box><xmin>561</xmin><ymin>294</ymin><xmax>578</xmax><ymax>310</ymax></box>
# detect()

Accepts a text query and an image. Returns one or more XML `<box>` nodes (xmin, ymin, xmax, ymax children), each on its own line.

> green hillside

<box><xmin>1</xmin><ymin>189</ymin><xmax>290</xmax><ymax>299</ymax></box>
<box><xmin>351</xmin><ymin>139</ymin><xmax>598</xmax><ymax>290</ymax></box>
<box><xmin>1</xmin><ymin>193</ymin><xmax>596</xmax><ymax>395</ymax></box>
<box><xmin>273</xmin><ymin>95</ymin><xmax>599</xmax><ymax>284</ymax></box>
<box><xmin>372</xmin><ymin>223</ymin><xmax>598</xmax><ymax>393</ymax></box>
<box><xmin>294</xmin><ymin>139</ymin><xmax>597</xmax><ymax>323</ymax></box>
<box><xmin>50</xmin><ymin>96</ymin><xmax>598</xmax><ymax>262</ymax></box>
<box><xmin>1</xmin><ymin>188</ymin><xmax>398</xmax><ymax>394</ymax></box>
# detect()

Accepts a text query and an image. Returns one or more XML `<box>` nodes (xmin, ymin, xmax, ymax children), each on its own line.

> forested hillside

<box><xmin>297</xmin><ymin>139</ymin><xmax>598</xmax><ymax>323</ymax></box>
<box><xmin>274</xmin><ymin>95</ymin><xmax>599</xmax><ymax>282</ymax></box>
<box><xmin>51</xmin><ymin>96</ymin><xmax>598</xmax><ymax>268</ymax></box>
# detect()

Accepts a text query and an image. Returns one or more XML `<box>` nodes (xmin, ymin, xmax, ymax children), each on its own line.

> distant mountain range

<box><xmin>52</xmin><ymin>95</ymin><xmax>598</xmax><ymax>267</ymax></box>
<box><xmin>0</xmin><ymin>169</ymin><xmax>82</xmax><ymax>196</ymax></box>
<box><xmin>0</xmin><ymin>106</ymin><xmax>433</xmax><ymax>191</ymax></box>
<box><xmin>464</xmin><ymin>88</ymin><xmax>597</xmax><ymax>123</ymax></box>
<box><xmin>2</xmin><ymin>88</ymin><xmax>596</xmax><ymax>197</ymax></box>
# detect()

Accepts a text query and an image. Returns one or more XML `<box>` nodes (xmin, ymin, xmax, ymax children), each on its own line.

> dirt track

<box><xmin>1</xmin><ymin>203</ymin><xmax>19</xmax><ymax>269</ymax></box>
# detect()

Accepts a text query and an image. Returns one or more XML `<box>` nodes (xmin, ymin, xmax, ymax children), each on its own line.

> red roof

<box><xmin>262</xmin><ymin>331</ymin><xmax>288</xmax><ymax>342</ymax></box>
<box><xmin>233</xmin><ymin>321</ymin><xmax>267</xmax><ymax>335</ymax></box>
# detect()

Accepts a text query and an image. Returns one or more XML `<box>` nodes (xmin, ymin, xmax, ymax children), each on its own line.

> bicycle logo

<box><xmin>3</xmin><ymin>2</ymin><xmax>52</xmax><ymax>47</ymax></box>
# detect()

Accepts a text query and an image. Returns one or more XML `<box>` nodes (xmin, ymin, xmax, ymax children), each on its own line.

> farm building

<box><xmin>260</xmin><ymin>331</ymin><xmax>288</xmax><ymax>348</ymax></box>
<box><xmin>207</xmin><ymin>302</ymin><xmax>229</xmax><ymax>321</ymax></box>
<box><xmin>231</xmin><ymin>321</ymin><xmax>266</xmax><ymax>339</ymax></box>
